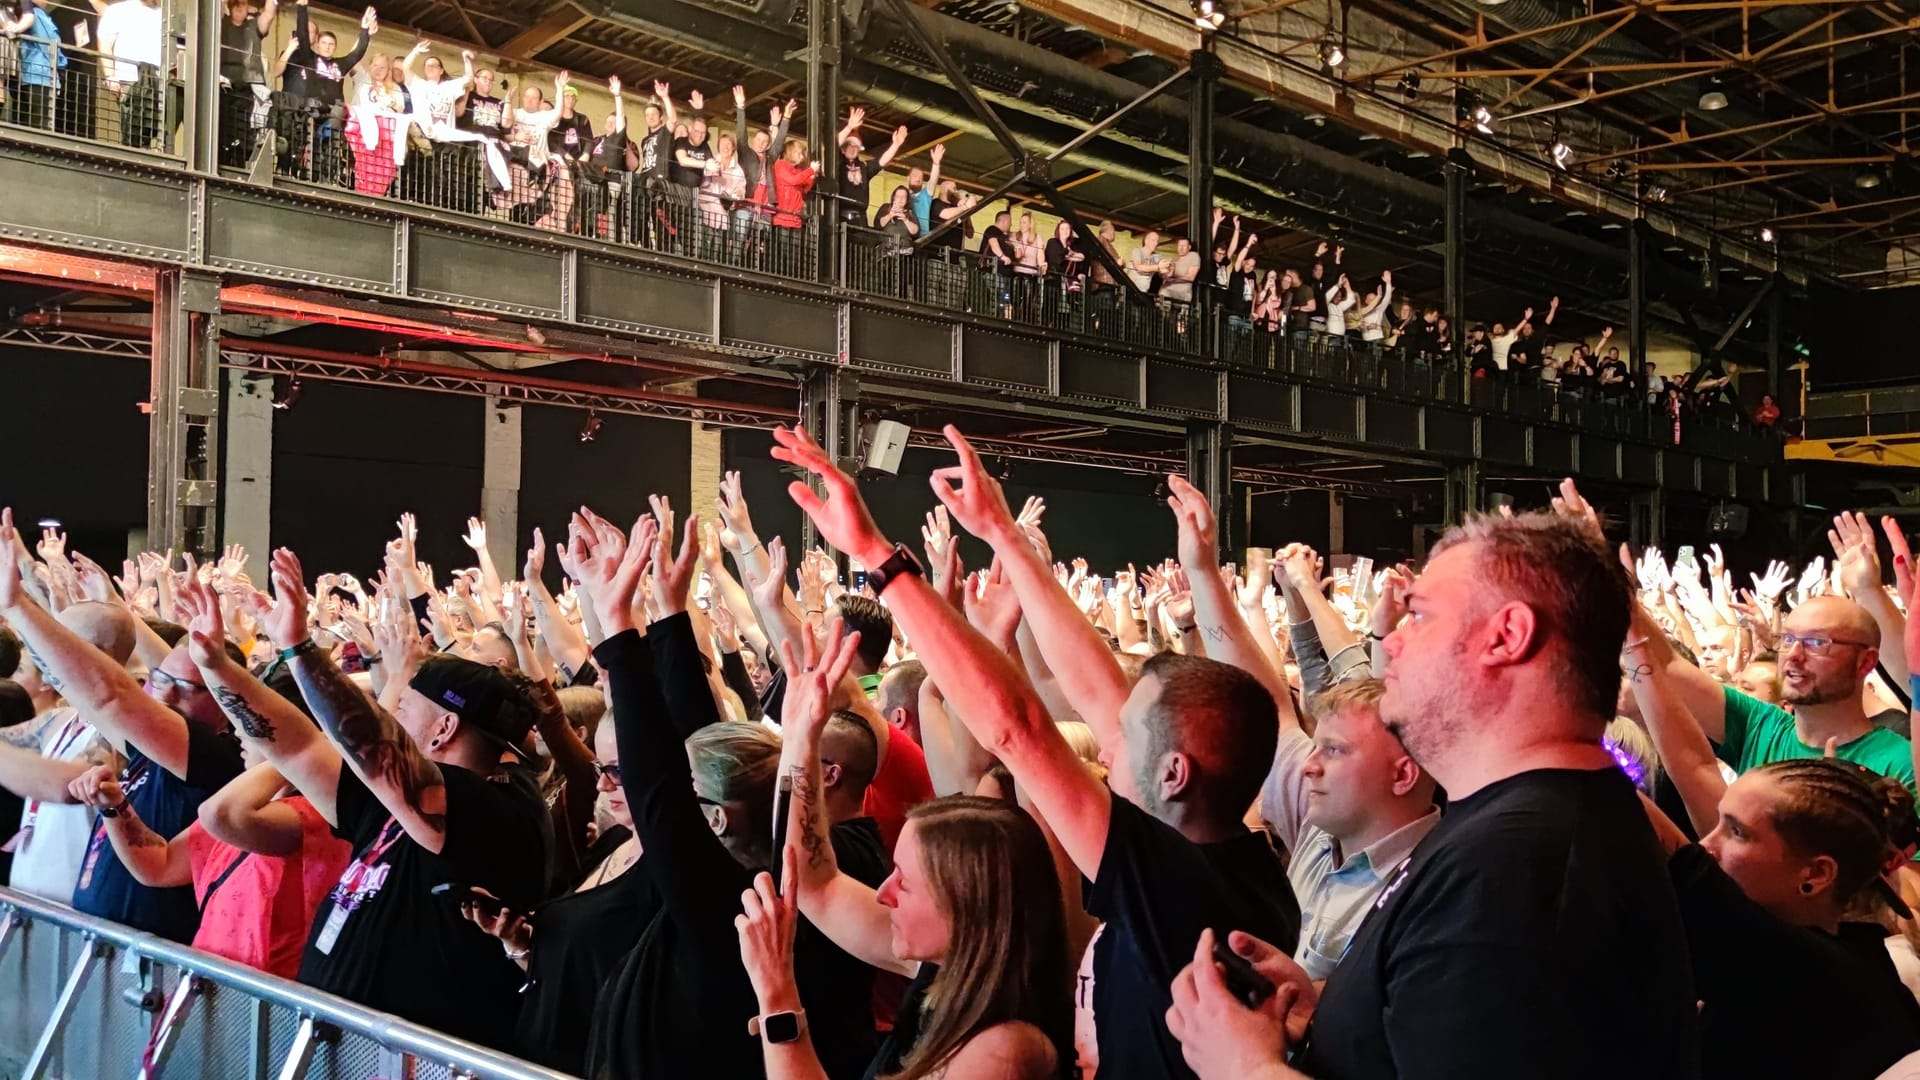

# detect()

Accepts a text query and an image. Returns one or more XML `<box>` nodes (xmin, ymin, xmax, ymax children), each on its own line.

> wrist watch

<box><xmin>864</xmin><ymin>543</ymin><xmax>925</xmax><ymax>596</ymax></box>
<box><xmin>100</xmin><ymin>797</ymin><xmax>129</xmax><ymax>819</ymax></box>
<box><xmin>747</xmin><ymin>1009</ymin><xmax>807</xmax><ymax>1044</ymax></box>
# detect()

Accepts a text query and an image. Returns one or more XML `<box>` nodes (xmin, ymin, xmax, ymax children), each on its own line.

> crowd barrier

<box><xmin>0</xmin><ymin>886</ymin><xmax>570</xmax><ymax>1080</ymax></box>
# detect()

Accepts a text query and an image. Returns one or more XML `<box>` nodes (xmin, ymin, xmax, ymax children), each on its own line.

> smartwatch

<box><xmin>748</xmin><ymin>1009</ymin><xmax>807</xmax><ymax>1044</ymax></box>
<box><xmin>864</xmin><ymin>543</ymin><xmax>925</xmax><ymax>597</ymax></box>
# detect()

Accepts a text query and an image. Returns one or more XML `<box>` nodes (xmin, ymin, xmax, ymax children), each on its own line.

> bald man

<box><xmin>0</xmin><ymin>601</ymin><xmax>137</xmax><ymax>900</ymax></box>
<box><xmin>1645</xmin><ymin>594</ymin><xmax>1915</xmax><ymax>792</ymax></box>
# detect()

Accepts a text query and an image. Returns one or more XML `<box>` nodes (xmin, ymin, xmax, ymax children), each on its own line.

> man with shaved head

<box><xmin>0</xmin><ymin>600</ymin><xmax>139</xmax><ymax>901</ymax></box>
<box><xmin>1642</xmin><ymin>591</ymin><xmax>1914</xmax><ymax>791</ymax></box>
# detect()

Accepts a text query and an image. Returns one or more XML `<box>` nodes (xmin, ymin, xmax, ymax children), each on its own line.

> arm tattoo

<box><xmin>25</xmin><ymin>644</ymin><xmax>61</xmax><ymax>692</ymax></box>
<box><xmin>0</xmin><ymin>716</ymin><xmax>48</xmax><ymax>750</ymax></box>
<box><xmin>114</xmin><ymin>807</ymin><xmax>169</xmax><ymax>849</ymax></box>
<box><xmin>211</xmin><ymin>686</ymin><xmax>276</xmax><ymax>742</ymax></box>
<box><xmin>789</xmin><ymin>762</ymin><xmax>828</xmax><ymax>871</ymax></box>
<box><xmin>290</xmin><ymin>649</ymin><xmax>445</xmax><ymax>830</ymax></box>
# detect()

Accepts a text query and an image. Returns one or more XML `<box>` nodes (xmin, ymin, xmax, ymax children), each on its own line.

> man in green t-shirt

<box><xmin>1645</xmin><ymin>596</ymin><xmax>1915</xmax><ymax>794</ymax></box>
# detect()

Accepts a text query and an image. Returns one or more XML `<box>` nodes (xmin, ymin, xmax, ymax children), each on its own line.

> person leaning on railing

<box><xmin>95</xmin><ymin>0</ymin><xmax>165</xmax><ymax>150</ymax></box>
<box><xmin>3</xmin><ymin>0</ymin><xmax>65</xmax><ymax>132</ymax></box>
<box><xmin>276</xmin><ymin>0</ymin><xmax>371</xmax><ymax>181</ymax></box>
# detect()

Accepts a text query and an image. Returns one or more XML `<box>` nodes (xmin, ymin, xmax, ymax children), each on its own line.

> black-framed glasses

<box><xmin>592</xmin><ymin>761</ymin><xmax>623</xmax><ymax>785</ymax></box>
<box><xmin>148</xmin><ymin>668</ymin><xmax>207</xmax><ymax>694</ymax></box>
<box><xmin>1777</xmin><ymin>633</ymin><xmax>1874</xmax><ymax>657</ymax></box>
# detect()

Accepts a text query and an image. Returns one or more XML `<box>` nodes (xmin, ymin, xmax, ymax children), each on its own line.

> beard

<box><xmin>1781</xmin><ymin>670</ymin><xmax>1853</xmax><ymax>707</ymax></box>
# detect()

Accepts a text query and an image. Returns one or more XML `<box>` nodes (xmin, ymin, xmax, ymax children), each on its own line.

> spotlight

<box><xmin>1150</xmin><ymin>478</ymin><xmax>1169</xmax><ymax>501</ymax></box>
<box><xmin>1320</xmin><ymin>38</ymin><xmax>1344</xmax><ymax>68</ymax></box>
<box><xmin>1397</xmin><ymin>71</ymin><xmax>1421</xmax><ymax>100</ymax></box>
<box><xmin>1471</xmin><ymin>105</ymin><xmax>1494</xmax><ymax>135</ymax></box>
<box><xmin>1191</xmin><ymin>0</ymin><xmax>1226</xmax><ymax>30</ymax></box>
<box><xmin>1698</xmin><ymin>76</ymin><xmax>1728</xmax><ymax>112</ymax></box>
<box><xmin>1646</xmin><ymin>184</ymin><xmax>1669</xmax><ymax>203</ymax></box>
<box><xmin>1856</xmin><ymin>170</ymin><xmax>1883</xmax><ymax>190</ymax></box>
<box><xmin>1550</xmin><ymin>138</ymin><xmax>1570</xmax><ymax>169</ymax></box>
<box><xmin>1758</xmin><ymin>226</ymin><xmax>1775</xmax><ymax>244</ymax></box>
<box><xmin>35</xmin><ymin>518</ymin><xmax>59</xmax><ymax>530</ymax></box>
<box><xmin>271</xmin><ymin>375</ymin><xmax>302</xmax><ymax>411</ymax></box>
<box><xmin>579</xmin><ymin>409</ymin><xmax>604</xmax><ymax>442</ymax></box>
<box><xmin>1605</xmin><ymin>160</ymin><xmax>1628</xmax><ymax>181</ymax></box>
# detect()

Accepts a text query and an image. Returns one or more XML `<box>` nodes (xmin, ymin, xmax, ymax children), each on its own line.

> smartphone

<box><xmin>432</xmin><ymin>882</ymin><xmax>517</xmax><ymax>921</ymax></box>
<box><xmin>1677</xmin><ymin>544</ymin><xmax>1696</xmax><ymax>566</ymax></box>
<box><xmin>1212</xmin><ymin>938</ymin><xmax>1276</xmax><ymax>1009</ymax></box>
<box><xmin>770</xmin><ymin>775</ymin><xmax>793</xmax><ymax>892</ymax></box>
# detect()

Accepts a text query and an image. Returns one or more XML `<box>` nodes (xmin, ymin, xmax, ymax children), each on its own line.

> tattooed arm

<box><xmin>780</xmin><ymin>653</ymin><xmax>913</xmax><ymax>977</ymax></box>
<box><xmin>287</xmin><ymin>641</ymin><xmax>448</xmax><ymax>852</ymax></box>
<box><xmin>192</xmin><ymin>649</ymin><xmax>346</xmax><ymax>826</ymax></box>
<box><xmin>69</xmin><ymin>763</ymin><xmax>193</xmax><ymax>888</ymax></box>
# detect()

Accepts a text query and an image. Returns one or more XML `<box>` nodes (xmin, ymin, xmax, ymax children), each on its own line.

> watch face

<box><xmin>763</xmin><ymin>1012</ymin><xmax>801</xmax><ymax>1044</ymax></box>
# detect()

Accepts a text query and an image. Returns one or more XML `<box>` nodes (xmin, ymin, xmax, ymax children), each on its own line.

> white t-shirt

<box><xmin>98</xmin><ymin>0</ymin><xmax>163</xmax><ymax>84</ymax></box>
<box><xmin>1491</xmin><ymin>329</ymin><xmax>1519</xmax><ymax>371</ymax></box>
<box><xmin>7</xmin><ymin>709</ymin><xmax>98</xmax><ymax>903</ymax></box>
<box><xmin>1125</xmin><ymin>248</ymin><xmax>1161</xmax><ymax>292</ymax></box>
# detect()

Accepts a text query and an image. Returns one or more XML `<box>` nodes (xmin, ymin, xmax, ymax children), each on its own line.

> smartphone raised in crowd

<box><xmin>1212</xmin><ymin>937</ymin><xmax>1277</xmax><ymax>1009</ymax></box>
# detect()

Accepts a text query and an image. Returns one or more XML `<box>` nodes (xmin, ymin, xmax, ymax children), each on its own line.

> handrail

<box><xmin>0</xmin><ymin>885</ymin><xmax>572</xmax><ymax>1080</ymax></box>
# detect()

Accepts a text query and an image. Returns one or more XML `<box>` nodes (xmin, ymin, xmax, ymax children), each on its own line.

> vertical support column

<box><xmin>805</xmin><ymin>0</ymin><xmax>843</xmax><ymax>283</ymax></box>
<box><xmin>1766</xmin><ymin>276</ymin><xmax>1784</xmax><ymax>400</ymax></box>
<box><xmin>220</xmin><ymin>372</ymin><xmax>274</xmax><ymax>558</ymax></box>
<box><xmin>1442</xmin><ymin>460</ymin><xmax>1481</xmax><ymax>524</ymax></box>
<box><xmin>149</xmin><ymin>269</ymin><xmax>221</xmax><ymax>558</ymax></box>
<box><xmin>689</xmin><ymin>422</ymin><xmax>724</xmax><ymax>526</ymax></box>
<box><xmin>1327</xmin><ymin>491</ymin><xmax>1345</xmax><ymax>556</ymax></box>
<box><xmin>480</xmin><ymin>399</ymin><xmax>522</xmax><ymax>574</ymax></box>
<box><xmin>1627</xmin><ymin>221</ymin><xmax>1649</xmax><ymax>379</ymax></box>
<box><xmin>1188</xmin><ymin>46</ymin><xmax>1217</xmax><ymax>357</ymax></box>
<box><xmin>185</xmin><ymin>0</ymin><xmax>220</xmax><ymax>170</ymax></box>
<box><xmin>1442</xmin><ymin>149</ymin><xmax>1469</xmax><ymax>362</ymax></box>
<box><xmin>1185</xmin><ymin>420</ymin><xmax>1233</xmax><ymax>560</ymax></box>
<box><xmin>797</xmin><ymin>363</ymin><xmax>857</xmax><ymax>561</ymax></box>
<box><xmin>1629</xmin><ymin>489</ymin><xmax>1665</xmax><ymax>550</ymax></box>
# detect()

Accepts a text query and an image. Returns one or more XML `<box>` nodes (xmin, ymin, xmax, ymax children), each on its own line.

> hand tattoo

<box><xmin>212</xmin><ymin>686</ymin><xmax>276</xmax><ymax>742</ymax></box>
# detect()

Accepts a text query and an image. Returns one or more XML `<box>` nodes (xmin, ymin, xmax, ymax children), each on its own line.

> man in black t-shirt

<box><xmin>768</xmin><ymin>425</ymin><xmax>1300</xmax><ymax>1080</ymax></box>
<box><xmin>0</xmin><ymin>540</ymin><xmax>246</xmax><ymax>943</ymax></box>
<box><xmin>1167</xmin><ymin>499</ymin><xmax>1698</xmax><ymax>1080</ymax></box>
<box><xmin>833</xmin><ymin>106</ymin><xmax>904</xmax><ymax>224</ymax></box>
<box><xmin>633</xmin><ymin>80</ymin><xmax>679</xmax><ymax>249</ymax></box>
<box><xmin>456</xmin><ymin>68</ymin><xmax>510</xmax><ymax>138</ymax></box>
<box><xmin>548</xmin><ymin>85</ymin><xmax>593</xmax><ymax>164</ymax></box>
<box><xmin>577</xmin><ymin>75</ymin><xmax>632</xmax><ymax>240</ymax></box>
<box><xmin>216</xmin><ymin>547</ymin><xmax>549</xmax><ymax>1051</ymax></box>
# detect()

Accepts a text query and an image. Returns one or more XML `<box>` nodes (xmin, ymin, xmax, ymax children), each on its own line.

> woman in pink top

<box><xmin>70</xmin><ymin>757</ymin><xmax>350</xmax><ymax>978</ymax></box>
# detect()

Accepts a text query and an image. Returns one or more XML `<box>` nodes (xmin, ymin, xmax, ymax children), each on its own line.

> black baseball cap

<box><xmin>408</xmin><ymin>656</ymin><xmax>536</xmax><ymax>749</ymax></box>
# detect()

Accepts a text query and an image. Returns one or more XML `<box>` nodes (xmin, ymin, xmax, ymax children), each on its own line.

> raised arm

<box><xmin>336</xmin><ymin>6</ymin><xmax>375</xmax><ymax>72</ymax></box>
<box><xmin>1167</xmin><ymin>476</ymin><xmax>1295</xmax><ymax>716</ymax></box>
<box><xmin>175</xmin><ymin>574</ymin><xmax>347</xmax><ymax>826</ymax></box>
<box><xmin>198</xmin><ymin>761</ymin><xmax>306</xmax><ymax>856</ymax></box>
<box><xmin>1833</xmin><ymin>512</ymin><xmax>1910</xmax><ymax>688</ymax></box>
<box><xmin>1619</xmin><ymin>575</ymin><xmax>1727</xmax><ymax>835</ymax></box>
<box><xmin>0</xmin><ymin>510</ymin><xmax>192</xmax><ymax>776</ymax></box>
<box><xmin>255</xmin><ymin>0</ymin><xmax>279</xmax><ymax>37</ymax></box>
<box><xmin>772</xmin><ymin>424</ymin><xmax>1115</xmax><ymax>879</ymax></box>
<box><xmin>779</xmin><ymin>620</ymin><xmax>911</xmax><ymax>975</ymax></box>
<box><xmin>460</xmin><ymin>517</ymin><xmax>506</xmax><ymax>615</ymax></box>
<box><xmin>523</xmin><ymin>531</ymin><xmax>592</xmax><ymax>680</ymax></box>
<box><xmin>875</xmin><ymin>125</ymin><xmax>906</xmax><ymax>172</ymax></box>
<box><xmin>261</xmin><ymin>549</ymin><xmax>448</xmax><ymax>850</ymax></box>
<box><xmin>834</xmin><ymin>105</ymin><xmax>864</xmax><ymax>148</ymax></box>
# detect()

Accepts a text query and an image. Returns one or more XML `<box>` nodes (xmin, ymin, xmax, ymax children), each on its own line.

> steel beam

<box><xmin>186</xmin><ymin>0</ymin><xmax>221</xmax><ymax>171</ymax></box>
<box><xmin>1189</xmin><ymin>46</ymin><xmax>1217</xmax><ymax>357</ymax></box>
<box><xmin>1628</xmin><ymin>220</ymin><xmax>1648</xmax><ymax>379</ymax></box>
<box><xmin>1767</xmin><ymin>279</ymin><xmax>1783</xmax><ymax>400</ymax></box>
<box><xmin>1443</xmin><ymin>148</ymin><xmax>1467</xmax><ymax>362</ymax></box>
<box><xmin>804</xmin><ymin>0</ymin><xmax>843</xmax><ymax>282</ymax></box>
<box><xmin>1443</xmin><ymin>460</ymin><xmax>1481</xmax><ymax>524</ymax></box>
<box><xmin>797</xmin><ymin>363</ymin><xmax>858</xmax><ymax>561</ymax></box>
<box><xmin>1185</xmin><ymin>419</ymin><xmax>1234</xmax><ymax>560</ymax></box>
<box><xmin>148</xmin><ymin>269</ymin><xmax>222</xmax><ymax>558</ymax></box>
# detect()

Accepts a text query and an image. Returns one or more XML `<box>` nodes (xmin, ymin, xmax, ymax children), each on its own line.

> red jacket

<box><xmin>773</xmin><ymin>158</ymin><xmax>816</xmax><ymax>228</ymax></box>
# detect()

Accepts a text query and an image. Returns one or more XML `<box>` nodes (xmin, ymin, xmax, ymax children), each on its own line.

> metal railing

<box><xmin>0</xmin><ymin>37</ymin><xmax>181</xmax><ymax>158</ymax></box>
<box><xmin>0</xmin><ymin>886</ymin><xmax>570</xmax><ymax>1080</ymax></box>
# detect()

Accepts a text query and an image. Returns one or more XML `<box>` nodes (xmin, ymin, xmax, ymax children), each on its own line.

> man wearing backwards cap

<box><xmin>206</xmin><ymin>547</ymin><xmax>549</xmax><ymax>1051</ymax></box>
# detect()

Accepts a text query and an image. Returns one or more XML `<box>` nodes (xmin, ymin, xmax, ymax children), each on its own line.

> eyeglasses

<box><xmin>592</xmin><ymin>761</ymin><xmax>622</xmax><ymax>785</ymax></box>
<box><xmin>148</xmin><ymin>668</ymin><xmax>207</xmax><ymax>694</ymax></box>
<box><xmin>1777</xmin><ymin>633</ymin><xmax>1874</xmax><ymax>657</ymax></box>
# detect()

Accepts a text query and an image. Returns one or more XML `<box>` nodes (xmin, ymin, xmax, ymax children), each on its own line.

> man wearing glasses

<box><xmin>0</xmin><ymin>536</ymin><xmax>246</xmax><ymax>943</ymax></box>
<box><xmin>1639</xmin><ymin>595</ymin><xmax>1915</xmax><ymax>793</ymax></box>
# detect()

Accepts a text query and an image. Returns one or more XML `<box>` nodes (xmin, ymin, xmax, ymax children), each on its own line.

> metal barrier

<box><xmin>0</xmin><ymin>38</ymin><xmax>181</xmax><ymax>158</ymax></box>
<box><xmin>0</xmin><ymin>886</ymin><xmax>571</xmax><ymax>1080</ymax></box>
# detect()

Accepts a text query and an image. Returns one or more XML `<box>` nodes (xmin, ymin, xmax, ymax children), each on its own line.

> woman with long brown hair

<box><xmin>737</xmin><ymin>624</ymin><xmax>1071</xmax><ymax>1080</ymax></box>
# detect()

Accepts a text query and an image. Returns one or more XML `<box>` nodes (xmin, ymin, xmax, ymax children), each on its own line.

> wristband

<box><xmin>504</xmin><ymin>944</ymin><xmax>531</xmax><ymax>961</ymax></box>
<box><xmin>279</xmin><ymin>639</ymin><xmax>318</xmax><ymax>663</ymax></box>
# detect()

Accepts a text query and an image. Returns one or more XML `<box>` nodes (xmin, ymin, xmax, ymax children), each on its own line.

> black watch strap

<box><xmin>865</xmin><ymin>542</ymin><xmax>925</xmax><ymax>596</ymax></box>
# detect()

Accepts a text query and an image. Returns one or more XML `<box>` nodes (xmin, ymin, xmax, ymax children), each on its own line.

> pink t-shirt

<box><xmin>186</xmin><ymin>796</ymin><xmax>351</xmax><ymax>978</ymax></box>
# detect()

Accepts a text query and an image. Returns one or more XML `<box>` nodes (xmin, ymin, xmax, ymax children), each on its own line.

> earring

<box><xmin>1799</xmin><ymin>882</ymin><xmax>1815</xmax><ymax>895</ymax></box>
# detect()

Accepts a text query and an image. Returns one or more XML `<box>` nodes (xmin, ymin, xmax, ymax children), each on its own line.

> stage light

<box><xmin>1605</xmin><ymin>160</ymin><xmax>1628</xmax><ymax>180</ymax></box>
<box><xmin>1192</xmin><ymin>0</ymin><xmax>1226</xmax><ymax>30</ymax></box>
<box><xmin>1646</xmin><ymin>184</ymin><xmax>1669</xmax><ymax>203</ymax></box>
<box><xmin>1398</xmin><ymin>71</ymin><xmax>1421</xmax><ymax>100</ymax></box>
<box><xmin>1856</xmin><ymin>171</ymin><xmax>1883</xmax><ymax>190</ymax></box>
<box><xmin>1321</xmin><ymin>39</ymin><xmax>1344</xmax><ymax>68</ymax></box>
<box><xmin>1550</xmin><ymin>139</ymin><xmax>1570</xmax><ymax>169</ymax></box>
<box><xmin>1758</xmin><ymin>226</ymin><xmax>1775</xmax><ymax>243</ymax></box>
<box><xmin>1472</xmin><ymin>105</ymin><xmax>1494</xmax><ymax>135</ymax></box>
<box><xmin>1698</xmin><ymin>76</ymin><xmax>1727</xmax><ymax>112</ymax></box>
<box><xmin>272</xmin><ymin>376</ymin><xmax>302</xmax><ymax>411</ymax></box>
<box><xmin>579</xmin><ymin>409</ymin><xmax>604</xmax><ymax>442</ymax></box>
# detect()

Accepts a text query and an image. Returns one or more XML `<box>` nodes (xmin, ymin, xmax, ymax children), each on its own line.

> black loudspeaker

<box><xmin>1708</xmin><ymin>504</ymin><xmax>1749</xmax><ymax>537</ymax></box>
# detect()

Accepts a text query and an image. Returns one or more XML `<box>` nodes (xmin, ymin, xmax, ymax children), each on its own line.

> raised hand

<box><xmin>1883</xmin><ymin>517</ymin><xmax>1915</xmax><ymax>605</ymax></box>
<box><xmin>1371</xmin><ymin>566</ymin><xmax>1413</xmax><ymax>638</ymax></box>
<box><xmin>921</xmin><ymin>505</ymin><xmax>953</xmax><ymax>565</ymax></box>
<box><xmin>69</xmin><ymin>553</ymin><xmax>119</xmax><ymax>604</ymax></box>
<box><xmin>36</xmin><ymin>526</ymin><xmax>65</xmax><ymax>564</ymax></box>
<box><xmin>688</xmin><ymin>89</ymin><xmax>704</xmax><ymax>112</ymax></box>
<box><xmin>770</xmin><ymin>425</ymin><xmax>890</xmax><ymax>567</ymax></box>
<box><xmin>524</xmin><ymin>527</ymin><xmax>547</xmax><ymax>584</ymax></box>
<box><xmin>1749</xmin><ymin>559</ymin><xmax>1792</xmax><ymax>605</ymax></box>
<box><xmin>778</xmin><ymin>616</ymin><xmax>860</xmax><ymax>735</ymax></box>
<box><xmin>653</xmin><ymin>80</ymin><xmax>670</xmax><ymax>101</ymax></box>
<box><xmin>732</xmin><ymin>83</ymin><xmax>745</xmax><ymax>107</ymax></box>
<box><xmin>1829</xmin><ymin>511</ymin><xmax>1883</xmax><ymax>599</ymax></box>
<box><xmin>649</xmin><ymin>513</ymin><xmax>701</xmax><ymax>618</ymax></box>
<box><xmin>360</xmin><ymin>6</ymin><xmax>376</xmax><ymax>30</ymax></box>
<box><xmin>463</xmin><ymin>517</ymin><xmax>488</xmax><ymax>552</ymax></box>
<box><xmin>846</xmin><ymin>105</ymin><xmax>866</xmax><ymax>129</ymax></box>
<box><xmin>1549</xmin><ymin>476</ymin><xmax>1603</xmax><ymax>544</ymax></box>
<box><xmin>963</xmin><ymin>559</ymin><xmax>1021</xmax><ymax>647</ymax></box>
<box><xmin>714</xmin><ymin>470</ymin><xmax>757</xmax><ymax>555</ymax></box>
<box><xmin>1166</xmin><ymin>475</ymin><xmax>1218</xmax><ymax>572</ymax></box>
<box><xmin>751</xmin><ymin>537</ymin><xmax>790</xmax><ymax>613</ymax></box>
<box><xmin>927</xmin><ymin>426</ymin><xmax>1020</xmax><ymax>550</ymax></box>
<box><xmin>734</xmin><ymin>849</ymin><xmax>801</xmax><ymax>1010</ymax></box>
<box><xmin>252</xmin><ymin>549</ymin><xmax>310</xmax><ymax>651</ymax></box>
<box><xmin>567</xmin><ymin>508</ymin><xmax>656</xmax><ymax>636</ymax></box>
